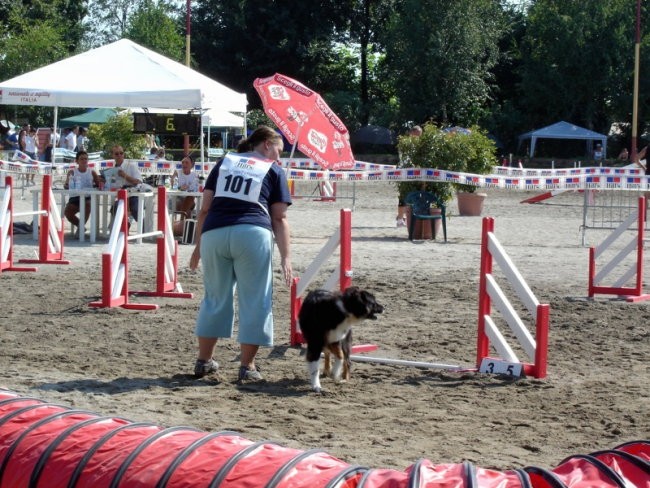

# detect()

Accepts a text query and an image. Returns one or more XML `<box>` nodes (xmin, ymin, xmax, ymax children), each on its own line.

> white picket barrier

<box><xmin>89</xmin><ymin>187</ymin><xmax>192</xmax><ymax>310</ymax></box>
<box><xmin>0</xmin><ymin>175</ymin><xmax>69</xmax><ymax>275</ymax></box>
<box><xmin>588</xmin><ymin>196</ymin><xmax>650</xmax><ymax>302</ymax></box>
<box><xmin>476</xmin><ymin>217</ymin><xmax>549</xmax><ymax>378</ymax></box>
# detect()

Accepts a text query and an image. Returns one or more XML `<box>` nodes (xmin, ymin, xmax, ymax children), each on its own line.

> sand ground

<box><xmin>0</xmin><ymin>178</ymin><xmax>648</xmax><ymax>472</ymax></box>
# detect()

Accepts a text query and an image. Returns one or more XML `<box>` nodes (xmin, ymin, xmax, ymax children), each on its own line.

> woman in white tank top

<box><xmin>64</xmin><ymin>151</ymin><xmax>100</xmax><ymax>236</ymax></box>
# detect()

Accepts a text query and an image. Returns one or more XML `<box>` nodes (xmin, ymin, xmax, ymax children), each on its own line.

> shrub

<box><xmin>87</xmin><ymin>111</ymin><xmax>147</xmax><ymax>159</ymax></box>
<box><xmin>396</xmin><ymin>123</ymin><xmax>497</xmax><ymax>204</ymax></box>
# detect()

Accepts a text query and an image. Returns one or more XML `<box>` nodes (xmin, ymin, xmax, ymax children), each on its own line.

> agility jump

<box><xmin>477</xmin><ymin>217</ymin><xmax>549</xmax><ymax>379</ymax></box>
<box><xmin>288</xmin><ymin>210</ymin><xmax>549</xmax><ymax>377</ymax></box>
<box><xmin>290</xmin><ymin>208</ymin><xmax>353</xmax><ymax>346</ymax></box>
<box><xmin>0</xmin><ymin>174</ymin><xmax>69</xmax><ymax>275</ymax></box>
<box><xmin>89</xmin><ymin>186</ymin><xmax>192</xmax><ymax>310</ymax></box>
<box><xmin>353</xmin><ymin>217</ymin><xmax>550</xmax><ymax>376</ymax></box>
<box><xmin>588</xmin><ymin>196</ymin><xmax>650</xmax><ymax>302</ymax></box>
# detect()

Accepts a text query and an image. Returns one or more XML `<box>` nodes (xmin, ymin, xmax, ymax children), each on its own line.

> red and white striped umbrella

<box><xmin>254</xmin><ymin>73</ymin><xmax>355</xmax><ymax>170</ymax></box>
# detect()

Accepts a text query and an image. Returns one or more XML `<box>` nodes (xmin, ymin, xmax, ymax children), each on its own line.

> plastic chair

<box><xmin>405</xmin><ymin>191</ymin><xmax>447</xmax><ymax>242</ymax></box>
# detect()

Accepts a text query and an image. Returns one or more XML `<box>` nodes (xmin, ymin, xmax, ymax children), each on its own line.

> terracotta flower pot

<box><xmin>457</xmin><ymin>191</ymin><xmax>486</xmax><ymax>216</ymax></box>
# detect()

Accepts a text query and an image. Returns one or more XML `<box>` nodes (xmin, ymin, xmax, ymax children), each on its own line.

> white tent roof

<box><xmin>0</xmin><ymin>39</ymin><xmax>247</xmax><ymax>112</ymax></box>
<box><xmin>202</xmin><ymin>109</ymin><xmax>244</xmax><ymax>128</ymax></box>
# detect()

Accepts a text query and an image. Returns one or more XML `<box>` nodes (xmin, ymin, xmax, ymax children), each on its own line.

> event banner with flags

<box><xmin>1</xmin><ymin>151</ymin><xmax>649</xmax><ymax>192</ymax></box>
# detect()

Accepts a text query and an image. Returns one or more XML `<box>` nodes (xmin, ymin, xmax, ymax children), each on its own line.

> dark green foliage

<box><xmin>396</xmin><ymin>123</ymin><xmax>497</xmax><ymax>204</ymax></box>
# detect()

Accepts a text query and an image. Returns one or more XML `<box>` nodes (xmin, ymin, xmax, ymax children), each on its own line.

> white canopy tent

<box><xmin>0</xmin><ymin>39</ymin><xmax>247</xmax><ymax>160</ymax></box>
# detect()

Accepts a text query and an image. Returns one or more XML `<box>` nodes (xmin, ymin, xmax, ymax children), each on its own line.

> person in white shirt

<box><xmin>172</xmin><ymin>155</ymin><xmax>200</xmax><ymax>217</ymax></box>
<box><xmin>24</xmin><ymin>127</ymin><xmax>38</xmax><ymax>159</ymax></box>
<box><xmin>76</xmin><ymin>127</ymin><xmax>88</xmax><ymax>151</ymax></box>
<box><xmin>109</xmin><ymin>145</ymin><xmax>143</xmax><ymax>224</ymax></box>
<box><xmin>64</xmin><ymin>151</ymin><xmax>100</xmax><ymax>235</ymax></box>
<box><xmin>65</xmin><ymin>126</ymin><xmax>78</xmax><ymax>151</ymax></box>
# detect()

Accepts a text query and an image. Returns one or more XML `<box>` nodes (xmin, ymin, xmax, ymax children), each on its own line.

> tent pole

<box><xmin>52</xmin><ymin>106</ymin><xmax>58</xmax><ymax>163</ymax></box>
<box><xmin>200</xmin><ymin>117</ymin><xmax>205</xmax><ymax>164</ymax></box>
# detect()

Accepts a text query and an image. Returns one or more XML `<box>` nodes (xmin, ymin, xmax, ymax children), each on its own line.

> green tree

<box><xmin>191</xmin><ymin>0</ymin><xmax>355</xmax><ymax>111</ymax></box>
<box><xmin>346</xmin><ymin>0</ymin><xmax>399</xmax><ymax>126</ymax></box>
<box><xmin>87</xmin><ymin>112</ymin><xmax>147</xmax><ymax>158</ymax></box>
<box><xmin>380</xmin><ymin>0</ymin><xmax>506</xmax><ymax>127</ymax></box>
<box><xmin>0</xmin><ymin>1</ymin><xmax>82</xmax><ymax>126</ymax></box>
<box><xmin>84</xmin><ymin>0</ymin><xmax>180</xmax><ymax>48</ymax></box>
<box><xmin>124</xmin><ymin>1</ymin><xmax>185</xmax><ymax>62</ymax></box>
<box><xmin>517</xmin><ymin>0</ymin><xmax>633</xmax><ymax>136</ymax></box>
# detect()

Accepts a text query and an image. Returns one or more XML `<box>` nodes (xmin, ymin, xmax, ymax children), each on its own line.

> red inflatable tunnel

<box><xmin>0</xmin><ymin>390</ymin><xmax>648</xmax><ymax>487</ymax></box>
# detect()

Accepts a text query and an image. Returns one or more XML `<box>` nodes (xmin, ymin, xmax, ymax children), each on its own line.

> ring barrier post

<box><xmin>17</xmin><ymin>174</ymin><xmax>70</xmax><ymax>266</ymax></box>
<box><xmin>290</xmin><ymin>209</ymin><xmax>354</xmax><ymax>346</ymax></box>
<box><xmin>89</xmin><ymin>189</ymin><xmax>158</xmax><ymax>310</ymax></box>
<box><xmin>476</xmin><ymin>217</ymin><xmax>549</xmax><ymax>379</ymax></box>
<box><xmin>317</xmin><ymin>181</ymin><xmax>336</xmax><ymax>201</ymax></box>
<box><xmin>130</xmin><ymin>186</ymin><xmax>193</xmax><ymax>299</ymax></box>
<box><xmin>588</xmin><ymin>196</ymin><xmax>650</xmax><ymax>302</ymax></box>
<box><xmin>0</xmin><ymin>176</ymin><xmax>38</xmax><ymax>273</ymax></box>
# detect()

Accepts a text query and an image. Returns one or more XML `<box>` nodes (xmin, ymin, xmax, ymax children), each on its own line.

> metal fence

<box><xmin>581</xmin><ymin>190</ymin><xmax>648</xmax><ymax>246</ymax></box>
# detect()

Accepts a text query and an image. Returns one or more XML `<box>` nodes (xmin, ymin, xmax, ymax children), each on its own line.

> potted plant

<box><xmin>447</xmin><ymin>126</ymin><xmax>498</xmax><ymax>216</ymax></box>
<box><xmin>396</xmin><ymin>124</ymin><xmax>464</xmax><ymax>238</ymax></box>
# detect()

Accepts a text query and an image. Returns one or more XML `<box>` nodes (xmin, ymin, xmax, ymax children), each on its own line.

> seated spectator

<box><xmin>593</xmin><ymin>143</ymin><xmax>604</xmax><ymax>160</ymax></box>
<box><xmin>171</xmin><ymin>155</ymin><xmax>199</xmax><ymax>236</ymax></box>
<box><xmin>108</xmin><ymin>145</ymin><xmax>143</xmax><ymax>225</ymax></box>
<box><xmin>172</xmin><ymin>155</ymin><xmax>199</xmax><ymax>214</ymax></box>
<box><xmin>64</xmin><ymin>151</ymin><xmax>100</xmax><ymax>236</ymax></box>
<box><xmin>617</xmin><ymin>148</ymin><xmax>629</xmax><ymax>161</ymax></box>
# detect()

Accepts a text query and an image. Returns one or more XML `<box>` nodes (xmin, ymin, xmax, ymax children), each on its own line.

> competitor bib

<box><xmin>215</xmin><ymin>153</ymin><xmax>274</xmax><ymax>204</ymax></box>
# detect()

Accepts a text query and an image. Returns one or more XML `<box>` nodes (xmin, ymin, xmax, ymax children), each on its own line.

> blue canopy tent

<box><xmin>518</xmin><ymin>121</ymin><xmax>607</xmax><ymax>158</ymax></box>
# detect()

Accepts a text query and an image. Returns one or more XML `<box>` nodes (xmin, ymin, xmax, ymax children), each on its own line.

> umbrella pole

<box><xmin>288</xmin><ymin>123</ymin><xmax>303</xmax><ymax>163</ymax></box>
<box><xmin>289</xmin><ymin>139</ymin><xmax>298</xmax><ymax>160</ymax></box>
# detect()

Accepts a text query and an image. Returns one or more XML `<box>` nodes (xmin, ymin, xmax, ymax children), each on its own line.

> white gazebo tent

<box><xmin>0</xmin><ymin>38</ymin><xmax>247</xmax><ymax>160</ymax></box>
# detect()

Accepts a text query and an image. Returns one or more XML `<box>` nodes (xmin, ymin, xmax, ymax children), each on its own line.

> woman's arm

<box><xmin>189</xmin><ymin>189</ymin><xmax>214</xmax><ymax>271</ymax></box>
<box><xmin>270</xmin><ymin>202</ymin><xmax>292</xmax><ymax>287</ymax></box>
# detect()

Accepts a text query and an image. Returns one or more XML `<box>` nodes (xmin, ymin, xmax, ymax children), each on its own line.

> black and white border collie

<box><xmin>298</xmin><ymin>287</ymin><xmax>384</xmax><ymax>393</ymax></box>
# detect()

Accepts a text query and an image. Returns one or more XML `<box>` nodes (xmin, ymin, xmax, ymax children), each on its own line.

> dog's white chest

<box><xmin>326</xmin><ymin>316</ymin><xmax>358</xmax><ymax>343</ymax></box>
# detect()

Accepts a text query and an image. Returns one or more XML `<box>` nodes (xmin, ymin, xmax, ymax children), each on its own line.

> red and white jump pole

<box><xmin>290</xmin><ymin>209</ymin><xmax>353</xmax><ymax>346</ymax></box>
<box><xmin>588</xmin><ymin>196</ymin><xmax>650</xmax><ymax>302</ymax></box>
<box><xmin>130</xmin><ymin>187</ymin><xmax>193</xmax><ymax>299</ymax></box>
<box><xmin>476</xmin><ymin>217</ymin><xmax>549</xmax><ymax>378</ymax></box>
<box><xmin>0</xmin><ymin>175</ymin><xmax>69</xmax><ymax>274</ymax></box>
<box><xmin>89</xmin><ymin>187</ymin><xmax>192</xmax><ymax>310</ymax></box>
<box><xmin>17</xmin><ymin>174</ymin><xmax>70</xmax><ymax>266</ymax></box>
